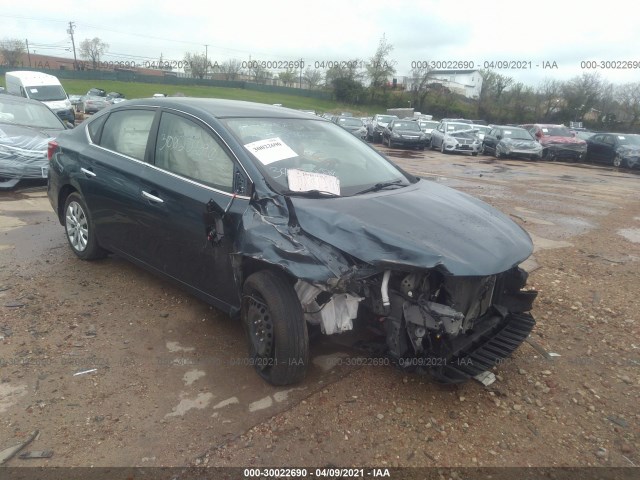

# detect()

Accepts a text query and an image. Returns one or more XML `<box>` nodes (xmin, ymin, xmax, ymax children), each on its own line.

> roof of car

<box><xmin>118</xmin><ymin>97</ymin><xmax>323</xmax><ymax>119</ymax></box>
<box><xmin>0</xmin><ymin>93</ymin><xmax>51</xmax><ymax>108</ymax></box>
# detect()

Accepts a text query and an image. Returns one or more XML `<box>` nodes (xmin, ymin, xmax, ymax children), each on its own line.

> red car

<box><xmin>520</xmin><ymin>124</ymin><xmax>587</xmax><ymax>161</ymax></box>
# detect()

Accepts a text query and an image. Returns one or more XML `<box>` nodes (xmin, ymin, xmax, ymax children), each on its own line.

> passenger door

<box><xmin>79</xmin><ymin>108</ymin><xmax>158</xmax><ymax>258</ymax></box>
<box><xmin>137</xmin><ymin>110</ymin><xmax>251</xmax><ymax>310</ymax></box>
<box><xmin>484</xmin><ymin>128</ymin><xmax>499</xmax><ymax>154</ymax></box>
<box><xmin>587</xmin><ymin>134</ymin><xmax>607</xmax><ymax>163</ymax></box>
<box><xmin>432</xmin><ymin>122</ymin><xmax>445</xmax><ymax>148</ymax></box>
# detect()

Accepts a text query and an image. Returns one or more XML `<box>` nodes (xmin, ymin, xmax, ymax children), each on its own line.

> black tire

<box><xmin>471</xmin><ymin>152</ymin><xmax>478</xmax><ymax>156</ymax></box>
<box><xmin>63</xmin><ymin>192</ymin><xmax>107</xmax><ymax>260</ymax></box>
<box><xmin>440</xmin><ymin>142</ymin><xmax>445</xmax><ymax>154</ymax></box>
<box><xmin>241</xmin><ymin>270</ymin><xmax>309</xmax><ymax>386</ymax></box>
<box><xmin>495</xmin><ymin>149</ymin><xmax>501</xmax><ymax>159</ymax></box>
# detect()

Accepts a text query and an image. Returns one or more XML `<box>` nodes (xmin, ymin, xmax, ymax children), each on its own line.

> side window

<box><xmin>99</xmin><ymin>110</ymin><xmax>155</xmax><ymax>161</ymax></box>
<box><xmin>87</xmin><ymin>113</ymin><xmax>108</xmax><ymax>143</ymax></box>
<box><xmin>154</xmin><ymin>112</ymin><xmax>234</xmax><ymax>192</ymax></box>
<box><xmin>603</xmin><ymin>135</ymin><xmax>615</xmax><ymax>146</ymax></box>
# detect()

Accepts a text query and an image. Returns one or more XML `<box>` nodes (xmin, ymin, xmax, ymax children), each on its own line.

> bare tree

<box><xmin>303</xmin><ymin>68</ymin><xmax>323</xmax><ymax>89</ymax></box>
<box><xmin>79</xmin><ymin>37</ymin><xmax>109</xmax><ymax>69</ymax></box>
<box><xmin>616</xmin><ymin>82</ymin><xmax>640</xmax><ymax>127</ymax></box>
<box><xmin>408</xmin><ymin>67</ymin><xmax>431</xmax><ymax>111</ymax></box>
<box><xmin>535</xmin><ymin>78</ymin><xmax>564</xmax><ymax>120</ymax></box>
<box><xmin>247</xmin><ymin>62</ymin><xmax>271</xmax><ymax>84</ymax></box>
<box><xmin>184</xmin><ymin>52</ymin><xmax>207</xmax><ymax>79</ymax></box>
<box><xmin>219</xmin><ymin>59</ymin><xmax>243</xmax><ymax>81</ymax></box>
<box><xmin>0</xmin><ymin>38</ymin><xmax>26</xmax><ymax>67</ymax></box>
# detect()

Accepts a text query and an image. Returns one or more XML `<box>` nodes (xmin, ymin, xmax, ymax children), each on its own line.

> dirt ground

<box><xmin>0</xmin><ymin>148</ymin><xmax>638</xmax><ymax>471</ymax></box>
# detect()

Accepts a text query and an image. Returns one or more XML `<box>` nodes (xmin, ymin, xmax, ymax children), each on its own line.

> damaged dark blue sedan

<box><xmin>47</xmin><ymin>98</ymin><xmax>537</xmax><ymax>386</ymax></box>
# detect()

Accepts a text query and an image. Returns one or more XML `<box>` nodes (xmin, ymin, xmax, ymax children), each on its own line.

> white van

<box><xmin>5</xmin><ymin>71</ymin><xmax>75</xmax><ymax>124</ymax></box>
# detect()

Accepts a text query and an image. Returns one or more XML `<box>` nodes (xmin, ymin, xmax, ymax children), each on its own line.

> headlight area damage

<box><xmin>235</xmin><ymin>180</ymin><xmax>538</xmax><ymax>384</ymax></box>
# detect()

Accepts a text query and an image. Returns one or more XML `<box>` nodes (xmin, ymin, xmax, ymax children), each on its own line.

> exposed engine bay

<box><xmin>295</xmin><ymin>266</ymin><xmax>537</xmax><ymax>384</ymax></box>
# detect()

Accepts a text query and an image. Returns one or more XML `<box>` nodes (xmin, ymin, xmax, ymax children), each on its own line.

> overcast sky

<box><xmin>2</xmin><ymin>0</ymin><xmax>639</xmax><ymax>87</ymax></box>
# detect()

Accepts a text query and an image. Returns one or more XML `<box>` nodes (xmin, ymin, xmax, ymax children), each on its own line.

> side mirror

<box><xmin>496</xmin><ymin>135</ymin><xmax>502</xmax><ymax>140</ymax></box>
<box><xmin>535</xmin><ymin>131</ymin><xmax>542</xmax><ymax>138</ymax></box>
<box><xmin>65</xmin><ymin>121</ymin><xmax>75</xmax><ymax>129</ymax></box>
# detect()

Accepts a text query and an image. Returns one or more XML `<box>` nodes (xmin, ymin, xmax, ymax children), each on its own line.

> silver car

<box><xmin>430</xmin><ymin>121</ymin><xmax>482</xmax><ymax>156</ymax></box>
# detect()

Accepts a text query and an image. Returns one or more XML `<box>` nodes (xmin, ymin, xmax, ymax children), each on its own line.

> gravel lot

<box><xmin>1</xmin><ymin>148</ymin><xmax>638</xmax><ymax>470</ymax></box>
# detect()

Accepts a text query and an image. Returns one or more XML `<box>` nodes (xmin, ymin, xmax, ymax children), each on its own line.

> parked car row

<box><xmin>74</xmin><ymin>88</ymin><xmax>127</xmax><ymax>114</ymax></box>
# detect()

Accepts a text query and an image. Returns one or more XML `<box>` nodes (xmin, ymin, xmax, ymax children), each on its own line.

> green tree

<box><xmin>366</xmin><ymin>34</ymin><xmax>397</xmax><ymax>101</ymax></box>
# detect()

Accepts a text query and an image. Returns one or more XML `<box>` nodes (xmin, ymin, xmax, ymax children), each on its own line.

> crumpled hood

<box><xmin>617</xmin><ymin>145</ymin><xmax>640</xmax><ymax>157</ymax></box>
<box><xmin>541</xmin><ymin>135</ymin><xmax>586</xmax><ymax>147</ymax></box>
<box><xmin>289</xmin><ymin>180</ymin><xmax>533</xmax><ymax>276</ymax></box>
<box><xmin>501</xmin><ymin>138</ymin><xmax>541</xmax><ymax>150</ymax></box>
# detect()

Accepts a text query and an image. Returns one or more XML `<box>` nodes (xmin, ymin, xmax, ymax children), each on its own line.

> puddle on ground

<box><xmin>617</xmin><ymin>228</ymin><xmax>640</xmax><ymax>244</ymax></box>
<box><xmin>529</xmin><ymin>233</ymin><xmax>573</xmax><ymax>252</ymax></box>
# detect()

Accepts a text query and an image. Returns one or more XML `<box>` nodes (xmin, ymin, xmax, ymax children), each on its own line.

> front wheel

<box><xmin>241</xmin><ymin>270</ymin><xmax>309</xmax><ymax>386</ymax></box>
<box><xmin>63</xmin><ymin>193</ymin><xmax>107</xmax><ymax>260</ymax></box>
<box><xmin>613</xmin><ymin>155</ymin><xmax>624</xmax><ymax>168</ymax></box>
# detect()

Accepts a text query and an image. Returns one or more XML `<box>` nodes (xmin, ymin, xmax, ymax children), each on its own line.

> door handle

<box><xmin>142</xmin><ymin>190</ymin><xmax>164</xmax><ymax>203</ymax></box>
<box><xmin>80</xmin><ymin>167</ymin><xmax>96</xmax><ymax>177</ymax></box>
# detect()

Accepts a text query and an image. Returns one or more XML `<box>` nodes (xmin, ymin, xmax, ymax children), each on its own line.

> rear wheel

<box><xmin>241</xmin><ymin>270</ymin><xmax>309</xmax><ymax>386</ymax></box>
<box><xmin>63</xmin><ymin>193</ymin><xmax>107</xmax><ymax>260</ymax></box>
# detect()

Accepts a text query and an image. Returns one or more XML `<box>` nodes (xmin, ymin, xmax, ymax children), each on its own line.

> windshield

<box><xmin>419</xmin><ymin>121</ymin><xmax>439</xmax><ymax>129</ymax></box>
<box><xmin>25</xmin><ymin>85</ymin><xmax>67</xmax><ymax>102</ymax></box>
<box><xmin>337</xmin><ymin>117</ymin><xmax>363</xmax><ymax>127</ymax></box>
<box><xmin>376</xmin><ymin>115</ymin><xmax>396</xmax><ymax>123</ymax></box>
<box><xmin>0</xmin><ymin>98</ymin><xmax>65</xmax><ymax>129</ymax></box>
<box><xmin>618</xmin><ymin>134</ymin><xmax>640</xmax><ymax>145</ymax></box>
<box><xmin>474</xmin><ymin>125</ymin><xmax>492</xmax><ymax>134</ymax></box>
<box><xmin>222</xmin><ymin>118</ymin><xmax>410</xmax><ymax>196</ymax></box>
<box><xmin>447</xmin><ymin>123</ymin><xmax>473</xmax><ymax>132</ymax></box>
<box><xmin>393</xmin><ymin>122</ymin><xmax>421</xmax><ymax>131</ymax></box>
<box><xmin>542</xmin><ymin>126</ymin><xmax>572</xmax><ymax>137</ymax></box>
<box><xmin>503</xmin><ymin>128</ymin><xmax>534</xmax><ymax>140</ymax></box>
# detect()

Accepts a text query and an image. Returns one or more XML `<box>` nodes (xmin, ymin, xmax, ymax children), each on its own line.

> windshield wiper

<box><xmin>281</xmin><ymin>189</ymin><xmax>340</xmax><ymax>198</ymax></box>
<box><xmin>352</xmin><ymin>180</ymin><xmax>407</xmax><ymax>196</ymax></box>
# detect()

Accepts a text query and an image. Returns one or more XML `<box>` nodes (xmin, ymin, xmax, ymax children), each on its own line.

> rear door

<box><xmin>78</xmin><ymin>108</ymin><xmax>158</xmax><ymax>258</ymax></box>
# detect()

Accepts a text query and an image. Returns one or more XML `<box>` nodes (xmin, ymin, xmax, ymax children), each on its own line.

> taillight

<box><xmin>48</xmin><ymin>140</ymin><xmax>58</xmax><ymax>162</ymax></box>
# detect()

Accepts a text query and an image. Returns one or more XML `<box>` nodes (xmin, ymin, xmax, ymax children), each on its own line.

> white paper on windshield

<box><xmin>542</xmin><ymin>128</ymin><xmax>549</xmax><ymax>132</ymax></box>
<box><xmin>287</xmin><ymin>168</ymin><xmax>340</xmax><ymax>196</ymax></box>
<box><xmin>29</xmin><ymin>88</ymin><xmax>38</xmax><ymax>93</ymax></box>
<box><xmin>505</xmin><ymin>130</ymin><xmax>512</xmax><ymax>134</ymax></box>
<box><xmin>618</xmin><ymin>136</ymin><xmax>626</xmax><ymax>139</ymax></box>
<box><xmin>244</xmin><ymin>137</ymin><xmax>297</xmax><ymax>165</ymax></box>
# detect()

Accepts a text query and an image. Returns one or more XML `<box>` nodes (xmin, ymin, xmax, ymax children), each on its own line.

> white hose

<box><xmin>381</xmin><ymin>270</ymin><xmax>391</xmax><ymax>307</ymax></box>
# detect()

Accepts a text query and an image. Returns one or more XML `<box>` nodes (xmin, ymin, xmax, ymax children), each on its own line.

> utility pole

<box><xmin>67</xmin><ymin>21</ymin><xmax>78</xmax><ymax>69</ymax></box>
<box><xmin>204</xmin><ymin>44</ymin><xmax>208</xmax><ymax>79</ymax></box>
<box><xmin>25</xmin><ymin>39</ymin><xmax>32</xmax><ymax>67</ymax></box>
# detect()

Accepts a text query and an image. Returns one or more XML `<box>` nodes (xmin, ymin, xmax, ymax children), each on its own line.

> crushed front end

<box><xmin>296</xmin><ymin>266</ymin><xmax>537</xmax><ymax>384</ymax></box>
